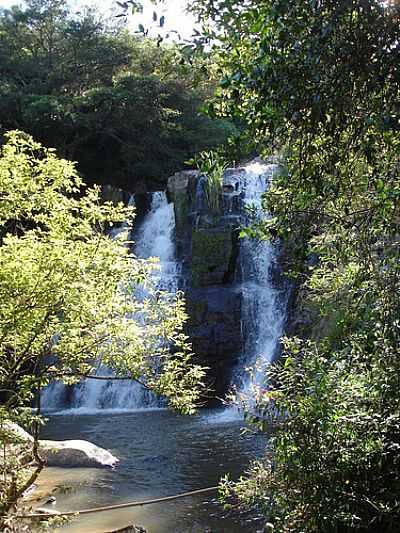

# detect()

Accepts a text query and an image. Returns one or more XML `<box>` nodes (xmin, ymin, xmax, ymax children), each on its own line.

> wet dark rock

<box><xmin>191</xmin><ymin>228</ymin><xmax>236</xmax><ymax>287</ymax></box>
<box><xmin>167</xmin><ymin>168</ymin><xmax>247</xmax><ymax>400</ymax></box>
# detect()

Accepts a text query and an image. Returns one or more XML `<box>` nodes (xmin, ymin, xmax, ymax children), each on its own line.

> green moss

<box><xmin>174</xmin><ymin>191</ymin><xmax>189</xmax><ymax>237</ymax></box>
<box><xmin>191</xmin><ymin>229</ymin><xmax>232</xmax><ymax>287</ymax></box>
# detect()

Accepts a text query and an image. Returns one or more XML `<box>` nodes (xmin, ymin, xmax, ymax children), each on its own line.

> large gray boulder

<box><xmin>5</xmin><ymin>423</ymin><xmax>118</xmax><ymax>468</ymax></box>
<box><xmin>39</xmin><ymin>439</ymin><xmax>119</xmax><ymax>468</ymax></box>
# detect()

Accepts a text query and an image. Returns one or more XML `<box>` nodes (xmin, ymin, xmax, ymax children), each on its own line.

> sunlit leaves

<box><xmin>0</xmin><ymin>131</ymin><xmax>206</xmax><ymax>521</ymax></box>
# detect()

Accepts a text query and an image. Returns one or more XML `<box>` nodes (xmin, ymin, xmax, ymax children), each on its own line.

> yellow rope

<box><xmin>17</xmin><ymin>486</ymin><xmax>220</xmax><ymax>519</ymax></box>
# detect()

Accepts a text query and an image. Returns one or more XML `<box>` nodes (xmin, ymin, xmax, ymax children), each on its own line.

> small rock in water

<box><xmin>143</xmin><ymin>454</ymin><xmax>168</xmax><ymax>463</ymax></box>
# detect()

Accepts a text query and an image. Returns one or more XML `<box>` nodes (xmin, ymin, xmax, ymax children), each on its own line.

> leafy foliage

<box><xmin>191</xmin><ymin>0</ymin><xmax>400</xmax><ymax>531</ymax></box>
<box><xmin>0</xmin><ymin>131</ymin><xmax>205</xmax><ymax>527</ymax></box>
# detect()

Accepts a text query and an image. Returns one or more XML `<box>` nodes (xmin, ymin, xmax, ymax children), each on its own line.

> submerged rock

<box><xmin>107</xmin><ymin>526</ymin><xmax>147</xmax><ymax>533</ymax></box>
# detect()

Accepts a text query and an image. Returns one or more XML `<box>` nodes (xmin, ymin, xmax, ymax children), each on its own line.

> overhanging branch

<box><xmin>46</xmin><ymin>371</ymin><xmax>153</xmax><ymax>391</ymax></box>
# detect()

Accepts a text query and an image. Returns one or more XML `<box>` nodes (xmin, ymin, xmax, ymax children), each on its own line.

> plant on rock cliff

<box><xmin>190</xmin><ymin>151</ymin><xmax>227</xmax><ymax>213</ymax></box>
<box><xmin>191</xmin><ymin>0</ymin><xmax>400</xmax><ymax>531</ymax></box>
<box><xmin>0</xmin><ymin>131</ymin><xmax>205</xmax><ymax>529</ymax></box>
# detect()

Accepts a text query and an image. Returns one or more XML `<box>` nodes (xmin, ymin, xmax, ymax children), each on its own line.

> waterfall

<box><xmin>205</xmin><ymin>160</ymin><xmax>288</xmax><ymax>423</ymax></box>
<box><xmin>42</xmin><ymin>162</ymin><xmax>287</xmax><ymax>415</ymax></box>
<box><xmin>235</xmin><ymin>161</ymin><xmax>287</xmax><ymax>402</ymax></box>
<box><xmin>42</xmin><ymin>192</ymin><xmax>178</xmax><ymax>413</ymax></box>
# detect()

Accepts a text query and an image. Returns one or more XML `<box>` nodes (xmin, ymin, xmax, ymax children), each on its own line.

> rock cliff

<box><xmin>168</xmin><ymin>167</ymin><xmax>247</xmax><ymax>398</ymax></box>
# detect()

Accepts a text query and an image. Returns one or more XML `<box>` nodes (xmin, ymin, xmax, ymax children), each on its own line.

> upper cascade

<box><xmin>135</xmin><ymin>191</ymin><xmax>178</xmax><ymax>293</ymax></box>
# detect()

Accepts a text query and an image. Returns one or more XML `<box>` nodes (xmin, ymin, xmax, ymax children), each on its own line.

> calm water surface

<box><xmin>37</xmin><ymin>409</ymin><xmax>266</xmax><ymax>533</ymax></box>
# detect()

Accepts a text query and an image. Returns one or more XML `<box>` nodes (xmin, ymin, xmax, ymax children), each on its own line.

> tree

<box><xmin>189</xmin><ymin>0</ymin><xmax>400</xmax><ymax>531</ymax></box>
<box><xmin>0</xmin><ymin>0</ymin><xmax>237</xmax><ymax>191</ymax></box>
<box><xmin>0</xmin><ymin>130</ymin><xmax>205</xmax><ymax>527</ymax></box>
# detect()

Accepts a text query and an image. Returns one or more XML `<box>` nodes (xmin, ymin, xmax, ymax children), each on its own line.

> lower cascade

<box><xmin>42</xmin><ymin>159</ymin><xmax>288</xmax><ymax>412</ymax></box>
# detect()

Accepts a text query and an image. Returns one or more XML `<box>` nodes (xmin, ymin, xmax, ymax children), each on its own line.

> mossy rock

<box><xmin>192</xmin><ymin>229</ymin><xmax>233</xmax><ymax>287</ymax></box>
<box><xmin>174</xmin><ymin>190</ymin><xmax>189</xmax><ymax>237</ymax></box>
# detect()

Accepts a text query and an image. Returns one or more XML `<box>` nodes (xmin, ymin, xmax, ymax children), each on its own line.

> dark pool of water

<box><xmin>37</xmin><ymin>408</ymin><xmax>266</xmax><ymax>532</ymax></box>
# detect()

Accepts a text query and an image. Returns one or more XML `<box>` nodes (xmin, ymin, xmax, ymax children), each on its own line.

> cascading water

<box><xmin>208</xmin><ymin>160</ymin><xmax>288</xmax><ymax>423</ymax></box>
<box><xmin>38</xmin><ymin>164</ymin><xmax>288</xmax><ymax>533</ymax></box>
<box><xmin>135</xmin><ymin>192</ymin><xmax>178</xmax><ymax>292</ymax></box>
<box><xmin>235</xmin><ymin>161</ymin><xmax>288</xmax><ymax>401</ymax></box>
<box><xmin>42</xmin><ymin>192</ymin><xmax>178</xmax><ymax>412</ymax></box>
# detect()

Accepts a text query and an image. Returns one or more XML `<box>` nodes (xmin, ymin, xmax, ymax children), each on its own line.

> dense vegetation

<box><xmin>1</xmin><ymin>0</ymin><xmax>399</xmax><ymax>531</ymax></box>
<box><xmin>190</xmin><ymin>0</ymin><xmax>400</xmax><ymax>531</ymax></box>
<box><xmin>0</xmin><ymin>131</ymin><xmax>205</xmax><ymax>528</ymax></box>
<box><xmin>0</xmin><ymin>0</ymin><xmax>235</xmax><ymax>191</ymax></box>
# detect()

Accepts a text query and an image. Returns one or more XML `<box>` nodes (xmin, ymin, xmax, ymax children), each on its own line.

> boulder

<box><xmin>4</xmin><ymin>424</ymin><xmax>118</xmax><ymax>468</ymax></box>
<box><xmin>39</xmin><ymin>439</ymin><xmax>119</xmax><ymax>468</ymax></box>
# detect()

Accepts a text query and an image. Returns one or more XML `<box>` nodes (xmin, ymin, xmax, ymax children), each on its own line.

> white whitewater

<box><xmin>236</xmin><ymin>161</ymin><xmax>287</xmax><ymax>402</ymax></box>
<box><xmin>207</xmin><ymin>160</ymin><xmax>288</xmax><ymax>423</ymax></box>
<box><xmin>135</xmin><ymin>191</ymin><xmax>178</xmax><ymax>292</ymax></box>
<box><xmin>43</xmin><ymin>167</ymin><xmax>287</xmax><ymax>416</ymax></box>
<box><xmin>42</xmin><ymin>192</ymin><xmax>178</xmax><ymax>412</ymax></box>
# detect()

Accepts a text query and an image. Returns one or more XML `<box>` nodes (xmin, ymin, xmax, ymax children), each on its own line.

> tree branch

<box><xmin>46</xmin><ymin>371</ymin><xmax>153</xmax><ymax>391</ymax></box>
